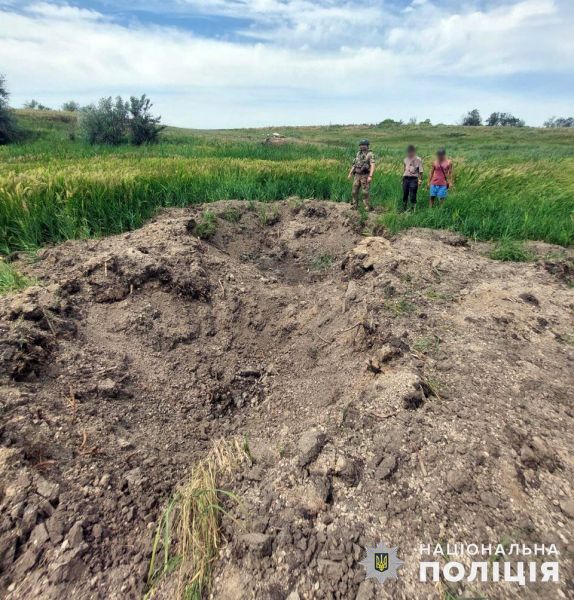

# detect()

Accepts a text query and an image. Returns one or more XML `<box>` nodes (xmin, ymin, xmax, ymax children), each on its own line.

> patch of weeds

<box><xmin>312</xmin><ymin>254</ymin><xmax>334</xmax><ymax>271</ymax></box>
<box><xmin>288</xmin><ymin>196</ymin><xmax>305</xmax><ymax>212</ymax></box>
<box><xmin>425</xmin><ymin>289</ymin><xmax>454</xmax><ymax>302</ymax></box>
<box><xmin>362</xmin><ymin>224</ymin><xmax>375</xmax><ymax>236</ymax></box>
<box><xmin>432</xmin><ymin>267</ymin><xmax>443</xmax><ymax>283</ymax></box>
<box><xmin>543</xmin><ymin>250</ymin><xmax>568</xmax><ymax>261</ymax></box>
<box><xmin>381</xmin><ymin>283</ymin><xmax>396</xmax><ymax>298</ymax></box>
<box><xmin>399</xmin><ymin>272</ymin><xmax>413</xmax><ymax>283</ymax></box>
<box><xmin>146</xmin><ymin>438</ymin><xmax>248</xmax><ymax>600</ymax></box>
<box><xmin>370</xmin><ymin>222</ymin><xmax>386</xmax><ymax>237</ymax></box>
<box><xmin>489</xmin><ymin>239</ymin><xmax>535</xmax><ymax>262</ymax></box>
<box><xmin>194</xmin><ymin>210</ymin><xmax>218</xmax><ymax>240</ymax></box>
<box><xmin>242</xmin><ymin>434</ymin><xmax>254</xmax><ymax>464</ymax></box>
<box><xmin>346</xmin><ymin>204</ymin><xmax>372</xmax><ymax>234</ymax></box>
<box><xmin>384</xmin><ymin>298</ymin><xmax>416</xmax><ymax>315</ymax></box>
<box><xmin>219</xmin><ymin>207</ymin><xmax>242</xmax><ymax>223</ymax></box>
<box><xmin>557</xmin><ymin>330</ymin><xmax>574</xmax><ymax>345</ymax></box>
<box><xmin>357</xmin><ymin>205</ymin><xmax>369</xmax><ymax>229</ymax></box>
<box><xmin>0</xmin><ymin>261</ymin><xmax>34</xmax><ymax>295</ymax></box>
<box><xmin>21</xmin><ymin>250</ymin><xmax>42</xmax><ymax>265</ymax></box>
<box><xmin>412</xmin><ymin>335</ymin><xmax>440</xmax><ymax>354</ymax></box>
<box><xmin>425</xmin><ymin>376</ymin><xmax>443</xmax><ymax>399</ymax></box>
<box><xmin>258</xmin><ymin>204</ymin><xmax>280</xmax><ymax>226</ymax></box>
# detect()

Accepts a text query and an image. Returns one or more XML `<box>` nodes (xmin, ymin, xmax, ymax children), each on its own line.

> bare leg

<box><xmin>429</xmin><ymin>196</ymin><xmax>436</xmax><ymax>208</ymax></box>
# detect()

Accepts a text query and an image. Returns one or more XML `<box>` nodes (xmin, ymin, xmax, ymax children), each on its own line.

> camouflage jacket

<box><xmin>352</xmin><ymin>150</ymin><xmax>375</xmax><ymax>175</ymax></box>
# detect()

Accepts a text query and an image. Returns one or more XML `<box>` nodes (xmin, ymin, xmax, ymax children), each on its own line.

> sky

<box><xmin>0</xmin><ymin>0</ymin><xmax>573</xmax><ymax>128</ymax></box>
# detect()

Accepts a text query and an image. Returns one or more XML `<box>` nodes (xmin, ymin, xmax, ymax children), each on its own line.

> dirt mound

<box><xmin>0</xmin><ymin>200</ymin><xmax>572</xmax><ymax>599</ymax></box>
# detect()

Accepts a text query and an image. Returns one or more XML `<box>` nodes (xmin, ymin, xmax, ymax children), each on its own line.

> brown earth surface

<box><xmin>0</xmin><ymin>200</ymin><xmax>573</xmax><ymax>600</ymax></box>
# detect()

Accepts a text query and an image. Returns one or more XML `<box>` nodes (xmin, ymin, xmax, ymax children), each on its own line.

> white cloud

<box><xmin>0</xmin><ymin>10</ymin><xmax>391</xmax><ymax>92</ymax></box>
<box><xmin>0</xmin><ymin>0</ymin><xmax>572</xmax><ymax>126</ymax></box>
<box><xmin>387</xmin><ymin>0</ymin><xmax>571</xmax><ymax>76</ymax></box>
<box><xmin>26</xmin><ymin>2</ymin><xmax>104</xmax><ymax>20</ymax></box>
<box><xmin>183</xmin><ymin>0</ymin><xmax>387</xmax><ymax>48</ymax></box>
<box><xmin>403</xmin><ymin>0</ymin><xmax>427</xmax><ymax>12</ymax></box>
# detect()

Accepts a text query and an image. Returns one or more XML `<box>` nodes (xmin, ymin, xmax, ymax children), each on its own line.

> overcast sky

<box><xmin>1</xmin><ymin>0</ymin><xmax>573</xmax><ymax>128</ymax></box>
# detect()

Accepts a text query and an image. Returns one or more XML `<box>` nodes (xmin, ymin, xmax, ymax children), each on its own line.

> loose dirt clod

<box><xmin>0</xmin><ymin>200</ymin><xmax>572</xmax><ymax>599</ymax></box>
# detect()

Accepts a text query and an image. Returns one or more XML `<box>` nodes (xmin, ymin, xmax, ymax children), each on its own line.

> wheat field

<box><xmin>1</xmin><ymin>110</ymin><xmax>573</xmax><ymax>254</ymax></box>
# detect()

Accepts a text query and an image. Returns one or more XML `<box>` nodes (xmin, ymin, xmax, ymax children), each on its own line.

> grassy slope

<box><xmin>0</xmin><ymin>110</ymin><xmax>573</xmax><ymax>253</ymax></box>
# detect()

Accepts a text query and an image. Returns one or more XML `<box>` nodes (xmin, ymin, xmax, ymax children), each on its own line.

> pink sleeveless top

<box><xmin>430</xmin><ymin>160</ymin><xmax>452</xmax><ymax>186</ymax></box>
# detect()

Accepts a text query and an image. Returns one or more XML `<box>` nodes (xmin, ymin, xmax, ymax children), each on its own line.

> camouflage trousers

<box><xmin>352</xmin><ymin>174</ymin><xmax>371</xmax><ymax>208</ymax></box>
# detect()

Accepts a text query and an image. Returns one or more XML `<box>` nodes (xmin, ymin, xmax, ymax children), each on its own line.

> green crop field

<box><xmin>1</xmin><ymin>109</ymin><xmax>573</xmax><ymax>255</ymax></box>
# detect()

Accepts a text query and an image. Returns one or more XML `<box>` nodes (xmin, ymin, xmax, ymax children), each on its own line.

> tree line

<box><xmin>24</xmin><ymin>99</ymin><xmax>81</xmax><ymax>112</ymax></box>
<box><xmin>2</xmin><ymin>74</ymin><xmax>574</xmax><ymax>146</ymax></box>
<box><xmin>461</xmin><ymin>109</ymin><xmax>574</xmax><ymax>128</ymax></box>
<box><xmin>462</xmin><ymin>109</ymin><xmax>525</xmax><ymax>127</ymax></box>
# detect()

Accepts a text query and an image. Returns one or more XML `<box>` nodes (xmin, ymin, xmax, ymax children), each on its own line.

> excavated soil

<box><xmin>0</xmin><ymin>200</ymin><xmax>573</xmax><ymax>600</ymax></box>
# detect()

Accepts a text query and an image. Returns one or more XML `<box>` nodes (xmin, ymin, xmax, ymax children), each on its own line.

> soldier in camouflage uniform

<box><xmin>348</xmin><ymin>139</ymin><xmax>375</xmax><ymax>210</ymax></box>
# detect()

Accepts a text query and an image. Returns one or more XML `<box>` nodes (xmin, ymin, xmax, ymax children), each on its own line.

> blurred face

<box><xmin>437</xmin><ymin>151</ymin><xmax>446</xmax><ymax>161</ymax></box>
<box><xmin>360</xmin><ymin>144</ymin><xmax>368</xmax><ymax>152</ymax></box>
<box><xmin>407</xmin><ymin>149</ymin><xmax>416</xmax><ymax>158</ymax></box>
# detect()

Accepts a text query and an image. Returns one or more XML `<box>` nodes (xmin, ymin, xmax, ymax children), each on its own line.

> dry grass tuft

<box><xmin>146</xmin><ymin>438</ymin><xmax>249</xmax><ymax>600</ymax></box>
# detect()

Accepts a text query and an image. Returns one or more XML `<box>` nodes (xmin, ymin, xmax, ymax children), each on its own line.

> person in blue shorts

<box><xmin>427</xmin><ymin>148</ymin><xmax>453</xmax><ymax>207</ymax></box>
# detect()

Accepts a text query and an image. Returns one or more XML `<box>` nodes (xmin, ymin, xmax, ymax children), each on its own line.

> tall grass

<box><xmin>488</xmin><ymin>238</ymin><xmax>535</xmax><ymax>262</ymax></box>
<box><xmin>379</xmin><ymin>162</ymin><xmax>574</xmax><ymax>245</ymax></box>
<box><xmin>0</xmin><ymin>260</ymin><xmax>33</xmax><ymax>294</ymax></box>
<box><xmin>1</xmin><ymin>114</ymin><xmax>573</xmax><ymax>252</ymax></box>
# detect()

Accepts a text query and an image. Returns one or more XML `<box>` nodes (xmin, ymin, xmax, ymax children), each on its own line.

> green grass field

<box><xmin>0</xmin><ymin>109</ymin><xmax>573</xmax><ymax>254</ymax></box>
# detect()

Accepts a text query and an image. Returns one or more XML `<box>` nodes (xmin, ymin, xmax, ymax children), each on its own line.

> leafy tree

<box><xmin>79</xmin><ymin>96</ymin><xmax>129</xmax><ymax>145</ymax></box>
<box><xmin>378</xmin><ymin>118</ymin><xmax>403</xmax><ymax>127</ymax></box>
<box><xmin>61</xmin><ymin>100</ymin><xmax>80</xmax><ymax>112</ymax></box>
<box><xmin>502</xmin><ymin>113</ymin><xmax>524</xmax><ymax>127</ymax></box>
<box><xmin>544</xmin><ymin>116</ymin><xmax>574</xmax><ymax>128</ymax></box>
<box><xmin>462</xmin><ymin>109</ymin><xmax>482</xmax><ymax>126</ymax></box>
<box><xmin>127</xmin><ymin>95</ymin><xmax>164</xmax><ymax>145</ymax></box>
<box><xmin>79</xmin><ymin>94</ymin><xmax>164</xmax><ymax>145</ymax></box>
<box><xmin>486</xmin><ymin>112</ymin><xmax>498</xmax><ymax>127</ymax></box>
<box><xmin>486</xmin><ymin>112</ymin><xmax>525</xmax><ymax>127</ymax></box>
<box><xmin>0</xmin><ymin>74</ymin><xmax>20</xmax><ymax>145</ymax></box>
<box><xmin>23</xmin><ymin>99</ymin><xmax>52</xmax><ymax>110</ymax></box>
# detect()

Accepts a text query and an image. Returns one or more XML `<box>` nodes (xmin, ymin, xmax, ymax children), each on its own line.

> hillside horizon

<box><xmin>11</xmin><ymin>107</ymin><xmax>570</xmax><ymax>133</ymax></box>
